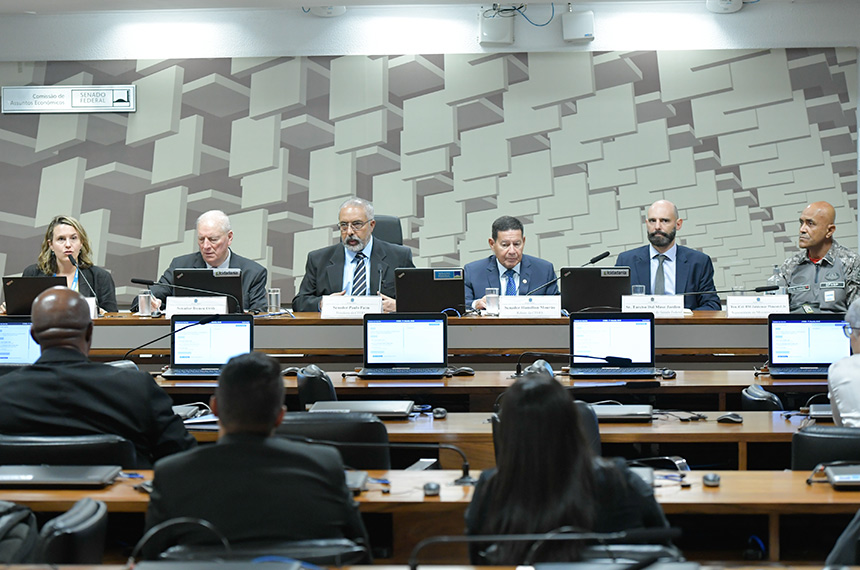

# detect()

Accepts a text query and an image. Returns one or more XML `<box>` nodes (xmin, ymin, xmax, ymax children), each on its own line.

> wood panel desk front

<box><xmin>0</xmin><ymin>469</ymin><xmax>847</xmax><ymax>562</ymax></box>
<box><xmin>191</xmin><ymin>410</ymin><xmax>806</xmax><ymax>470</ymax></box>
<box><xmin>163</xmin><ymin>370</ymin><xmax>826</xmax><ymax>412</ymax></box>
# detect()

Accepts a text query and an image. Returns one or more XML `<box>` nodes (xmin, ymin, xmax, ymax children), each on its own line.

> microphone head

<box><xmin>754</xmin><ymin>285</ymin><xmax>780</xmax><ymax>293</ymax></box>
<box><xmin>591</xmin><ymin>251</ymin><xmax>610</xmax><ymax>264</ymax></box>
<box><xmin>130</xmin><ymin>278</ymin><xmax>157</xmax><ymax>286</ymax></box>
<box><xmin>67</xmin><ymin>254</ymin><xmax>78</xmax><ymax>266</ymax></box>
<box><xmin>523</xmin><ymin>359</ymin><xmax>554</xmax><ymax>378</ymax></box>
<box><xmin>603</xmin><ymin>356</ymin><xmax>633</xmax><ymax>366</ymax></box>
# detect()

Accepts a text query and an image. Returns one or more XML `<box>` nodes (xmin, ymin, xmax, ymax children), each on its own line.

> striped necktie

<box><xmin>352</xmin><ymin>252</ymin><xmax>367</xmax><ymax>296</ymax></box>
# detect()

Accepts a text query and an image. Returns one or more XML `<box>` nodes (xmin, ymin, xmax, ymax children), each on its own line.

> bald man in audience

<box><xmin>780</xmin><ymin>201</ymin><xmax>860</xmax><ymax>313</ymax></box>
<box><xmin>0</xmin><ymin>287</ymin><xmax>195</xmax><ymax>466</ymax></box>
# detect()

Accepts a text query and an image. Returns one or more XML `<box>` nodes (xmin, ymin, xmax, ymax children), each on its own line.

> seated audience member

<box><xmin>0</xmin><ymin>287</ymin><xmax>194</xmax><ymax>465</ymax></box>
<box><xmin>22</xmin><ymin>214</ymin><xmax>118</xmax><ymax>313</ymax></box>
<box><xmin>828</xmin><ymin>298</ymin><xmax>860</xmax><ymax>427</ymax></box>
<box><xmin>136</xmin><ymin>209</ymin><xmax>268</xmax><ymax>313</ymax></box>
<box><xmin>465</xmin><ymin>370</ymin><xmax>669</xmax><ymax>564</ymax></box>
<box><xmin>146</xmin><ymin>352</ymin><xmax>369</xmax><ymax>551</ymax></box>
<box><xmin>779</xmin><ymin>200</ymin><xmax>860</xmax><ymax>313</ymax></box>
<box><xmin>464</xmin><ymin>215</ymin><xmax>558</xmax><ymax>310</ymax></box>
<box><xmin>616</xmin><ymin>200</ymin><xmax>720</xmax><ymax>311</ymax></box>
<box><xmin>292</xmin><ymin>197</ymin><xmax>414</xmax><ymax>312</ymax></box>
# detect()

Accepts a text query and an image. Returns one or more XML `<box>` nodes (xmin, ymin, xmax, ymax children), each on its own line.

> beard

<box><xmin>648</xmin><ymin>228</ymin><xmax>676</xmax><ymax>248</ymax></box>
<box><xmin>342</xmin><ymin>234</ymin><xmax>368</xmax><ymax>253</ymax></box>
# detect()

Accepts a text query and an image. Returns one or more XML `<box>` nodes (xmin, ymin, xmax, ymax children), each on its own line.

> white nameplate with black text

<box><xmin>2</xmin><ymin>85</ymin><xmax>136</xmax><ymax>113</ymax></box>
<box><xmin>321</xmin><ymin>295</ymin><xmax>383</xmax><ymax>319</ymax></box>
<box><xmin>726</xmin><ymin>295</ymin><xmax>789</xmax><ymax>318</ymax></box>
<box><xmin>621</xmin><ymin>295</ymin><xmax>685</xmax><ymax>318</ymax></box>
<box><xmin>166</xmin><ymin>296</ymin><xmax>229</xmax><ymax>318</ymax></box>
<box><xmin>499</xmin><ymin>295</ymin><xmax>561</xmax><ymax>318</ymax></box>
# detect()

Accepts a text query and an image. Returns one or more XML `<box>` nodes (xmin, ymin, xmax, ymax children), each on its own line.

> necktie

<box><xmin>654</xmin><ymin>254</ymin><xmax>667</xmax><ymax>295</ymax></box>
<box><xmin>504</xmin><ymin>269</ymin><xmax>517</xmax><ymax>296</ymax></box>
<box><xmin>352</xmin><ymin>252</ymin><xmax>367</xmax><ymax>296</ymax></box>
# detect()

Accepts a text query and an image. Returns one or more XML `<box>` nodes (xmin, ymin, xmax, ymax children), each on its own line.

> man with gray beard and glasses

<box><xmin>615</xmin><ymin>199</ymin><xmax>720</xmax><ymax>311</ymax></box>
<box><xmin>292</xmin><ymin>197</ymin><xmax>414</xmax><ymax>312</ymax></box>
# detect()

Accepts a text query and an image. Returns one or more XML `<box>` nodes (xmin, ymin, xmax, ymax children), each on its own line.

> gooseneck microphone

<box><xmin>122</xmin><ymin>314</ymin><xmax>219</xmax><ymax>360</ymax></box>
<box><xmin>68</xmin><ymin>254</ymin><xmax>99</xmax><ymax>312</ymax></box>
<box><xmin>523</xmin><ymin>251</ymin><xmax>611</xmax><ymax>296</ymax></box>
<box><xmin>131</xmin><ymin>278</ymin><xmax>242</xmax><ymax>314</ymax></box>
<box><xmin>282</xmin><ymin>435</ymin><xmax>476</xmax><ymax>486</ymax></box>
<box><xmin>513</xmin><ymin>351</ymin><xmax>633</xmax><ymax>377</ymax></box>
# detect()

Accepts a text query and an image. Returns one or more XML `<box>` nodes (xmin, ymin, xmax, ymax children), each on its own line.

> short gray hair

<box><xmin>339</xmin><ymin>197</ymin><xmax>374</xmax><ymax>220</ymax></box>
<box><xmin>847</xmin><ymin>298</ymin><xmax>860</xmax><ymax>329</ymax></box>
<box><xmin>197</xmin><ymin>210</ymin><xmax>231</xmax><ymax>234</ymax></box>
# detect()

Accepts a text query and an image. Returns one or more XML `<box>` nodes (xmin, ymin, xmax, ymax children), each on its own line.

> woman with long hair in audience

<box><xmin>22</xmin><ymin>215</ymin><xmax>118</xmax><ymax>313</ymax></box>
<box><xmin>465</xmin><ymin>368</ymin><xmax>669</xmax><ymax>564</ymax></box>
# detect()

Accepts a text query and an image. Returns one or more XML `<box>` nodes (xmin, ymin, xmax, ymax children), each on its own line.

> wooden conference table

<box><xmin>162</xmin><ymin>370</ymin><xmax>827</xmax><ymax>412</ymax></box>
<box><xmin>0</xmin><ymin>469</ymin><xmax>853</xmax><ymax>562</ymax></box>
<box><xmin>191</xmin><ymin>411</ymin><xmax>807</xmax><ymax>470</ymax></box>
<box><xmin>89</xmin><ymin>311</ymin><xmax>769</xmax><ymax>365</ymax></box>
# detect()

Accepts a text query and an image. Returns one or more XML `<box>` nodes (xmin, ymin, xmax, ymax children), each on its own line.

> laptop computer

<box><xmin>308</xmin><ymin>400</ymin><xmax>415</xmax><ymax>419</ymax></box>
<box><xmin>568</xmin><ymin>312</ymin><xmax>658</xmax><ymax>378</ymax></box>
<box><xmin>174</xmin><ymin>268</ymin><xmax>243</xmax><ymax>313</ymax></box>
<box><xmin>809</xmin><ymin>403</ymin><xmax>834</xmax><ymax>421</ymax></box>
<box><xmin>768</xmin><ymin>313</ymin><xmax>850</xmax><ymax>378</ymax></box>
<box><xmin>357</xmin><ymin>313</ymin><xmax>448</xmax><ymax>379</ymax></box>
<box><xmin>0</xmin><ymin>465</ymin><xmax>121</xmax><ymax>488</ymax></box>
<box><xmin>394</xmin><ymin>268</ymin><xmax>466</xmax><ymax>314</ymax></box>
<box><xmin>161</xmin><ymin>314</ymin><xmax>254</xmax><ymax>379</ymax></box>
<box><xmin>560</xmin><ymin>267</ymin><xmax>631</xmax><ymax>313</ymax></box>
<box><xmin>825</xmin><ymin>465</ymin><xmax>860</xmax><ymax>489</ymax></box>
<box><xmin>2</xmin><ymin>276</ymin><xmax>66</xmax><ymax>316</ymax></box>
<box><xmin>589</xmin><ymin>404</ymin><xmax>654</xmax><ymax>423</ymax></box>
<box><xmin>0</xmin><ymin>317</ymin><xmax>41</xmax><ymax>374</ymax></box>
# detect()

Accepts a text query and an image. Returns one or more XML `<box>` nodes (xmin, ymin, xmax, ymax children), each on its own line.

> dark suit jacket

<box><xmin>0</xmin><ymin>347</ymin><xmax>195</xmax><ymax>466</ymax></box>
<box><xmin>23</xmin><ymin>264</ymin><xmax>118</xmax><ymax>313</ymax></box>
<box><xmin>615</xmin><ymin>245</ymin><xmax>720</xmax><ymax>311</ymax></box>
<box><xmin>139</xmin><ymin>250</ymin><xmax>268</xmax><ymax>312</ymax></box>
<box><xmin>146</xmin><ymin>433</ymin><xmax>369</xmax><ymax>550</ymax></box>
<box><xmin>291</xmin><ymin>238</ymin><xmax>415</xmax><ymax>312</ymax></box>
<box><xmin>463</xmin><ymin>254</ymin><xmax>558</xmax><ymax>306</ymax></box>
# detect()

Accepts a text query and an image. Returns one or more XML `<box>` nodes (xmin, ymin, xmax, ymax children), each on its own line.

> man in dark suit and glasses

<box><xmin>291</xmin><ymin>197</ymin><xmax>414</xmax><ymax>312</ymax></box>
<box><xmin>146</xmin><ymin>352</ymin><xmax>369</xmax><ymax>550</ymax></box>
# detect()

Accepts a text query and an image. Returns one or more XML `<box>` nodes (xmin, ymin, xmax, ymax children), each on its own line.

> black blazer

<box><xmin>292</xmin><ymin>238</ymin><xmax>415</xmax><ymax>312</ymax></box>
<box><xmin>23</xmin><ymin>264</ymin><xmax>118</xmax><ymax>312</ymax></box>
<box><xmin>0</xmin><ymin>347</ymin><xmax>195</xmax><ymax>466</ymax></box>
<box><xmin>146</xmin><ymin>433</ymin><xmax>369</xmax><ymax>550</ymax></box>
<box><xmin>137</xmin><ymin>250</ymin><xmax>268</xmax><ymax>312</ymax></box>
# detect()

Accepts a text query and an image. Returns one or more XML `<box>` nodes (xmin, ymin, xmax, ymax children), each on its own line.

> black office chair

<box><xmin>0</xmin><ymin>434</ymin><xmax>139</xmax><ymax>469</ymax></box>
<box><xmin>791</xmin><ymin>424</ymin><xmax>860</xmax><ymax>470</ymax></box>
<box><xmin>275</xmin><ymin>412</ymin><xmax>391</xmax><ymax>469</ymax></box>
<box><xmin>34</xmin><ymin>498</ymin><xmax>108</xmax><ymax>564</ymax></box>
<box><xmin>373</xmin><ymin>215</ymin><xmax>403</xmax><ymax>245</ymax></box>
<box><xmin>159</xmin><ymin>538</ymin><xmax>370</xmax><ymax>565</ymax></box>
<box><xmin>297</xmin><ymin>365</ymin><xmax>337</xmax><ymax>410</ymax></box>
<box><xmin>493</xmin><ymin>400</ymin><xmax>602</xmax><ymax>462</ymax></box>
<box><xmin>826</xmin><ymin>507</ymin><xmax>860</xmax><ymax>565</ymax></box>
<box><xmin>741</xmin><ymin>384</ymin><xmax>784</xmax><ymax>411</ymax></box>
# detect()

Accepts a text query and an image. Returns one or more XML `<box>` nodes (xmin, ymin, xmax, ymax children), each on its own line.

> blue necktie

<box><xmin>504</xmin><ymin>269</ymin><xmax>517</xmax><ymax>296</ymax></box>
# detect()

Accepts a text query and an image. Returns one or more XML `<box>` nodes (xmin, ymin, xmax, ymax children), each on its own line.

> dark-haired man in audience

<box><xmin>464</xmin><ymin>215</ymin><xmax>558</xmax><ymax>310</ymax></box>
<box><xmin>0</xmin><ymin>287</ymin><xmax>194</xmax><ymax>466</ymax></box>
<box><xmin>146</xmin><ymin>352</ymin><xmax>369</xmax><ymax>550</ymax></box>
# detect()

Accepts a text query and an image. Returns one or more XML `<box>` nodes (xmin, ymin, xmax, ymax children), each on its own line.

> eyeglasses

<box><xmin>844</xmin><ymin>324</ymin><xmax>855</xmax><ymax>338</ymax></box>
<box><xmin>337</xmin><ymin>219</ymin><xmax>373</xmax><ymax>231</ymax></box>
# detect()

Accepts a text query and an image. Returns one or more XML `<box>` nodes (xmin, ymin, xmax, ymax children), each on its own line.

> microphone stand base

<box><xmin>454</xmin><ymin>475</ymin><xmax>478</xmax><ymax>486</ymax></box>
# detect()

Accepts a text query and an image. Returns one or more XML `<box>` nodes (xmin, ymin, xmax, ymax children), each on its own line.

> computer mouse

<box><xmin>717</xmin><ymin>412</ymin><xmax>744</xmax><ymax>424</ymax></box>
<box><xmin>451</xmin><ymin>366</ymin><xmax>475</xmax><ymax>376</ymax></box>
<box><xmin>423</xmin><ymin>482</ymin><xmax>441</xmax><ymax>497</ymax></box>
<box><xmin>281</xmin><ymin>367</ymin><xmax>301</xmax><ymax>376</ymax></box>
<box><xmin>432</xmin><ymin>407</ymin><xmax>448</xmax><ymax>419</ymax></box>
<box><xmin>661</xmin><ymin>368</ymin><xmax>676</xmax><ymax>379</ymax></box>
<box><xmin>703</xmin><ymin>473</ymin><xmax>721</xmax><ymax>487</ymax></box>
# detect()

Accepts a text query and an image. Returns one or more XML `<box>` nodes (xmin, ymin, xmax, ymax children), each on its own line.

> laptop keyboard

<box><xmin>770</xmin><ymin>366</ymin><xmax>828</xmax><ymax>376</ymax></box>
<box><xmin>167</xmin><ymin>368</ymin><xmax>220</xmax><ymax>376</ymax></box>
<box><xmin>569</xmin><ymin>367</ymin><xmax>657</xmax><ymax>376</ymax></box>
<box><xmin>361</xmin><ymin>367</ymin><xmax>447</xmax><ymax>377</ymax></box>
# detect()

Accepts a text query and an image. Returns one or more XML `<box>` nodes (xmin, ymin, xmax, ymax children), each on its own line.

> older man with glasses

<box><xmin>291</xmin><ymin>197</ymin><xmax>414</xmax><ymax>312</ymax></box>
<box><xmin>828</xmin><ymin>299</ymin><xmax>860</xmax><ymax>426</ymax></box>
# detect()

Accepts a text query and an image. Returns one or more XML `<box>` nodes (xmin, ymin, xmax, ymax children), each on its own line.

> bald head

<box><xmin>31</xmin><ymin>287</ymin><xmax>93</xmax><ymax>353</ymax></box>
<box><xmin>798</xmin><ymin>201</ymin><xmax>836</xmax><ymax>258</ymax></box>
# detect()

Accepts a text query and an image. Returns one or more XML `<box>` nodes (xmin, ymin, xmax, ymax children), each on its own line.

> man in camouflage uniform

<box><xmin>779</xmin><ymin>201</ymin><xmax>860</xmax><ymax>313</ymax></box>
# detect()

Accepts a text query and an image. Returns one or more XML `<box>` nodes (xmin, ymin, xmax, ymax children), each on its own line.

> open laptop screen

<box><xmin>0</xmin><ymin>318</ymin><xmax>40</xmax><ymax>365</ymax></box>
<box><xmin>570</xmin><ymin>313</ymin><xmax>654</xmax><ymax>367</ymax></box>
<box><xmin>364</xmin><ymin>314</ymin><xmax>447</xmax><ymax>367</ymax></box>
<box><xmin>769</xmin><ymin>314</ymin><xmax>849</xmax><ymax>366</ymax></box>
<box><xmin>172</xmin><ymin>316</ymin><xmax>254</xmax><ymax>367</ymax></box>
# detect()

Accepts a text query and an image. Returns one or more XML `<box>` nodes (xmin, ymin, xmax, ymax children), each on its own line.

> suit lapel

<box><xmin>634</xmin><ymin>248</ymin><xmax>651</xmax><ymax>294</ymax></box>
<box><xmin>325</xmin><ymin>247</ymin><xmax>346</xmax><ymax>294</ymax></box>
<box><xmin>518</xmin><ymin>256</ymin><xmax>532</xmax><ymax>295</ymax></box>
<box><xmin>485</xmin><ymin>257</ymin><xmax>501</xmax><ymax>293</ymax></box>
<box><xmin>674</xmin><ymin>247</ymin><xmax>690</xmax><ymax>295</ymax></box>
<box><xmin>369</xmin><ymin>242</ymin><xmax>389</xmax><ymax>293</ymax></box>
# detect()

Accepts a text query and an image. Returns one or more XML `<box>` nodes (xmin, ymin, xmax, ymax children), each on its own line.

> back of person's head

<box><xmin>848</xmin><ymin>298</ymin><xmax>860</xmax><ymax>331</ymax></box>
<box><xmin>491</xmin><ymin>216</ymin><xmax>524</xmax><ymax>240</ymax></box>
<box><xmin>215</xmin><ymin>352</ymin><xmax>284</xmax><ymax>435</ymax></box>
<box><xmin>30</xmin><ymin>286</ymin><xmax>93</xmax><ymax>353</ymax></box>
<box><xmin>484</xmin><ymin>372</ymin><xmax>596</xmax><ymax>562</ymax></box>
